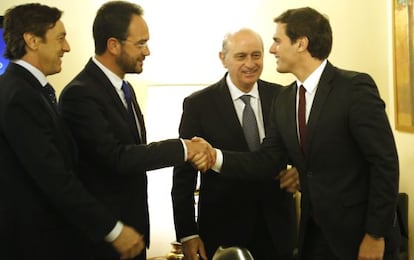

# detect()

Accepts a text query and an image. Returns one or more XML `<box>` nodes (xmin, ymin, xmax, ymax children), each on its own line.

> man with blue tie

<box><xmin>59</xmin><ymin>1</ymin><xmax>212</xmax><ymax>259</ymax></box>
<box><xmin>0</xmin><ymin>3</ymin><xmax>146</xmax><ymax>259</ymax></box>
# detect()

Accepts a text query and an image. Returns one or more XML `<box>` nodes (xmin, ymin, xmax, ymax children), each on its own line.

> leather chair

<box><xmin>212</xmin><ymin>246</ymin><xmax>254</xmax><ymax>260</ymax></box>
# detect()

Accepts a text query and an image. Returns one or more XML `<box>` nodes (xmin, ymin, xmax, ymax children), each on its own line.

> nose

<box><xmin>269</xmin><ymin>43</ymin><xmax>276</xmax><ymax>54</ymax></box>
<box><xmin>144</xmin><ymin>45</ymin><xmax>150</xmax><ymax>56</ymax></box>
<box><xmin>63</xmin><ymin>39</ymin><xmax>71</xmax><ymax>52</ymax></box>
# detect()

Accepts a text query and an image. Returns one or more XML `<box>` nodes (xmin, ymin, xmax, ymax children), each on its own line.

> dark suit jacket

<box><xmin>59</xmin><ymin>58</ymin><xmax>185</xmax><ymax>258</ymax></box>
<box><xmin>0</xmin><ymin>63</ymin><xmax>116</xmax><ymax>260</ymax></box>
<box><xmin>172</xmin><ymin>75</ymin><xmax>297</xmax><ymax>258</ymax></box>
<box><xmin>220</xmin><ymin>62</ymin><xmax>400</xmax><ymax>259</ymax></box>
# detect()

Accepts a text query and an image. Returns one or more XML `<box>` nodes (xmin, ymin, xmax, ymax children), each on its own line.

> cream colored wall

<box><xmin>1</xmin><ymin>0</ymin><xmax>412</xmax><ymax>258</ymax></box>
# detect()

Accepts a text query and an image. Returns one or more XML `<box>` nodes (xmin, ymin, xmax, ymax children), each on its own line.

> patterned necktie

<box><xmin>298</xmin><ymin>85</ymin><xmax>307</xmax><ymax>152</ymax></box>
<box><xmin>43</xmin><ymin>83</ymin><xmax>57</xmax><ymax>108</ymax></box>
<box><xmin>240</xmin><ymin>95</ymin><xmax>260</xmax><ymax>151</ymax></box>
<box><xmin>121</xmin><ymin>81</ymin><xmax>141</xmax><ymax>143</ymax></box>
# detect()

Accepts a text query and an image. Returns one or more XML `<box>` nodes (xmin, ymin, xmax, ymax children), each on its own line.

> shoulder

<box><xmin>258</xmin><ymin>79</ymin><xmax>285</xmax><ymax>99</ymax></box>
<box><xmin>327</xmin><ymin>63</ymin><xmax>376</xmax><ymax>86</ymax></box>
<box><xmin>258</xmin><ymin>79</ymin><xmax>283</xmax><ymax>89</ymax></box>
<box><xmin>184</xmin><ymin>77</ymin><xmax>226</xmax><ymax>103</ymax></box>
<box><xmin>0</xmin><ymin>69</ymin><xmax>43</xmax><ymax>106</ymax></box>
<box><xmin>60</xmin><ymin>65</ymin><xmax>102</xmax><ymax>100</ymax></box>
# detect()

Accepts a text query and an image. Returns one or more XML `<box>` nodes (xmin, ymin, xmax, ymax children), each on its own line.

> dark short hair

<box><xmin>3</xmin><ymin>3</ymin><xmax>62</xmax><ymax>60</ymax></box>
<box><xmin>93</xmin><ymin>1</ymin><xmax>143</xmax><ymax>55</ymax></box>
<box><xmin>274</xmin><ymin>7</ymin><xmax>332</xmax><ymax>60</ymax></box>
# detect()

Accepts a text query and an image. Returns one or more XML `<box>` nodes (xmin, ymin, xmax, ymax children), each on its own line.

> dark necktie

<box><xmin>298</xmin><ymin>85</ymin><xmax>307</xmax><ymax>152</ymax></box>
<box><xmin>240</xmin><ymin>95</ymin><xmax>260</xmax><ymax>151</ymax></box>
<box><xmin>43</xmin><ymin>83</ymin><xmax>57</xmax><ymax>108</ymax></box>
<box><xmin>121</xmin><ymin>81</ymin><xmax>141</xmax><ymax>143</ymax></box>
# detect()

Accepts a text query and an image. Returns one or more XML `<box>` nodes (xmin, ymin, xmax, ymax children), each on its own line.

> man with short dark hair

<box><xmin>0</xmin><ymin>3</ymin><xmax>143</xmax><ymax>259</ymax></box>
<box><xmin>196</xmin><ymin>7</ymin><xmax>401</xmax><ymax>260</ymax></box>
<box><xmin>59</xmin><ymin>1</ymin><xmax>211</xmax><ymax>259</ymax></box>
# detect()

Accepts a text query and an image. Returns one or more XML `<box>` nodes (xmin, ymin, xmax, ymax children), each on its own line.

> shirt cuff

<box><xmin>211</xmin><ymin>148</ymin><xmax>223</xmax><ymax>173</ymax></box>
<box><xmin>105</xmin><ymin>221</ymin><xmax>124</xmax><ymax>242</ymax></box>
<box><xmin>180</xmin><ymin>234</ymin><xmax>200</xmax><ymax>243</ymax></box>
<box><xmin>180</xmin><ymin>138</ymin><xmax>188</xmax><ymax>161</ymax></box>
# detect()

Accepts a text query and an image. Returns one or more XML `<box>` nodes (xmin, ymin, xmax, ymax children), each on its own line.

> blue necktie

<box><xmin>43</xmin><ymin>83</ymin><xmax>57</xmax><ymax>108</ymax></box>
<box><xmin>121</xmin><ymin>81</ymin><xmax>141</xmax><ymax>143</ymax></box>
<box><xmin>240</xmin><ymin>95</ymin><xmax>260</xmax><ymax>151</ymax></box>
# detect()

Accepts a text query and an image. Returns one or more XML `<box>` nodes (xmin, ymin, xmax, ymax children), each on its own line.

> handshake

<box><xmin>184</xmin><ymin>137</ymin><xmax>216</xmax><ymax>172</ymax></box>
<box><xmin>184</xmin><ymin>137</ymin><xmax>300</xmax><ymax>193</ymax></box>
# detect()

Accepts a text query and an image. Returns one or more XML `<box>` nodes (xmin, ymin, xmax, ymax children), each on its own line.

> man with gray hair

<box><xmin>172</xmin><ymin>28</ymin><xmax>298</xmax><ymax>260</ymax></box>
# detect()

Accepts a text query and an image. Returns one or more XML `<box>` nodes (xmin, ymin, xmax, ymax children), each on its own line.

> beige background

<box><xmin>1</xmin><ymin>0</ymin><xmax>412</xmax><ymax>258</ymax></box>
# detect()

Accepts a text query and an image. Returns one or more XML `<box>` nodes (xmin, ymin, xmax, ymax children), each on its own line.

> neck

<box><xmin>294</xmin><ymin>57</ymin><xmax>324</xmax><ymax>82</ymax></box>
<box><xmin>95</xmin><ymin>54</ymin><xmax>125</xmax><ymax>79</ymax></box>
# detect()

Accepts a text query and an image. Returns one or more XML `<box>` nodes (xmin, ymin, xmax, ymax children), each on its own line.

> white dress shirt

<box><xmin>226</xmin><ymin>74</ymin><xmax>265</xmax><ymax>141</ymax></box>
<box><xmin>213</xmin><ymin>60</ymin><xmax>328</xmax><ymax>173</ymax></box>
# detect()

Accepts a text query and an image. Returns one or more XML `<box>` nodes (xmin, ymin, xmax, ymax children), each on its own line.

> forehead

<box><xmin>127</xmin><ymin>15</ymin><xmax>149</xmax><ymax>39</ymax></box>
<box><xmin>274</xmin><ymin>23</ymin><xmax>287</xmax><ymax>37</ymax></box>
<box><xmin>44</xmin><ymin>20</ymin><xmax>65</xmax><ymax>37</ymax></box>
<box><xmin>228</xmin><ymin>32</ymin><xmax>263</xmax><ymax>53</ymax></box>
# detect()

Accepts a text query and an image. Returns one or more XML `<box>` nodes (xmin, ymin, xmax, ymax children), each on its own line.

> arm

<box><xmin>5</xmin><ymin>84</ymin><xmax>146</xmax><ymax>258</ymax></box>
<box><xmin>3</xmin><ymin>85</ymin><xmax>115</xmax><ymax>242</ymax></box>
<box><xmin>349</xmin><ymin>73</ymin><xmax>399</xmax><ymax>258</ymax></box>
<box><xmin>220</xmin><ymin>96</ymin><xmax>289</xmax><ymax>180</ymax></box>
<box><xmin>59</xmin><ymin>82</ymin><xmax>185</xmax><ymax>175</ymax></box>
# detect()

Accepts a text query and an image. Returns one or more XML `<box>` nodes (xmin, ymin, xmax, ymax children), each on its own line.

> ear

<box><xmin>219</xmin><ymin>51</ymin><xmax>227</xmax><ymax>68</ymax></box>
<box><xmin>297</xmin><ymin>36</ymin><xmax>309</xmax><ymax>52</ymax></box>
<box><xmin>107</xmin><ymin>37</ymin><xmax>121</xmax><ymax>55</ymax></box>
<box><xmin>23</xmin><ymin>32</ymin><xmax>40</xmax><ymax>51</ymax></box>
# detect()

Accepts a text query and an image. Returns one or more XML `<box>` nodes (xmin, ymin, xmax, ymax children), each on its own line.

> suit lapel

<box><xmin>8</xmin><ymin>63</ymin><xmax>78</xmax><ymax>165</ymax></box>
<box><xmin>305</xmin><ymin>62</ymin><xmax>335</xmax><ymax>155</ymax></box>
<box><xmin>85</xmin><ymin>60</ymin><xmax>144</xmax><ymax>143</ymax></box>
<box><xmin>212</xmin><ymin>77</ymin><xmax>248</xmax><ymax>149</ymax></box>
<box><xmin>85</xmin><ymin>60</ymin><xmax>128</xmax><ymax>118</ymax></box>
<box><xmin>127</xmin><ymin>81</ymin><xmax>147</xmax><ymax>144</ymax></box>
<box><xmin>258</xmin><ymin>80</ymin><xmax>273</xmax><ymax>130</ymax></box>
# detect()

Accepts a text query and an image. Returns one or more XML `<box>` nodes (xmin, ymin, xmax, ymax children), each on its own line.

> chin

<box><xmin>48</xmin><ymin>68</ymin><xmax>61</xmax><ymax>76</ymax></box>
<box><xmin>276</xmin><ymin>67</ymin><xmax>287</xmax><ymax>73</ymax></box>
<box><xmin>135</xmin><ymin>65</ymin><xmax>143</xmax><ymax>73</ymax></box>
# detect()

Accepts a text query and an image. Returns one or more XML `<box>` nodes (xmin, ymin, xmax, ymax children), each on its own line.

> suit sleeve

<box><xmin>171</xmin><ymin>96</ymin><xmax>200</xmax><ymax>240</ymax></box>
<box><xmin>3</xmin><ymin>87</ymin><xmax>116</xmax><ymax>242</ymax></box>
<box><xmin>349</xmin><ymin>73</ymin><xmax>399</xmax><ymax>236</ymax></box>
<box><xmin>59</xmin><ymin>82</ymin><xmax>185</xmax><ymax>175</ymax></box>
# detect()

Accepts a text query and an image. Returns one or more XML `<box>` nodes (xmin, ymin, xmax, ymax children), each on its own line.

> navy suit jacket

<box><xmin>0</xmin><ymin>63</ymin><xmax>116</xmax><ymax>259</ymax></box>
<box><xmin>220</xmin><ymin>62</ymin><xmax>400</xmax><ymax>259</ymax></box>
<box><xmin>172</xmin><ymin>75</ymin><xmax>297</xmax><ymax>258</ymax></box>
<box><xmin>60</xmin><ymin>59</ymin><xmax>186</xmax><ymax>257</ymax></box>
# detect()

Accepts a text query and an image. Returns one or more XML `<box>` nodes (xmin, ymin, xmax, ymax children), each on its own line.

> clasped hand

<box><xmin>184</xmin><ymin>137</ymin><xmax>216</xmax><ymax>172</ymax></box>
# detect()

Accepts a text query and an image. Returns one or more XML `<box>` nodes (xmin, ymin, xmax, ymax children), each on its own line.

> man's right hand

<box><xmin>184</xmin><ymin>137</ymin><xmax>216</xmax><ymax>172</ymax></box>
<box><xmin>182</xmin><ymin>237</ymin><xmax>208</xmax><ymax>260</ymax></box>
<box><xmin>111</xmin><ymin>225</ymin><xmax>145</xmax><ymax>259</ymax></box>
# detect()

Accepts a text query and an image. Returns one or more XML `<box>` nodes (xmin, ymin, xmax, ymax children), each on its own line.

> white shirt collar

<box><xmin>296</xmin><ymin>59</ymin><xmax>327</xmax><ymax>94</ymax></box>
<box><xmin>13</xmin><ymin>60</ymin><xmax>48</xmax><ymax>86</ymax></box>
<box><xmin>92</xmin><ymin>56</ymin><xmax>124</xmax><ymax>90</ymax></box>
<box><xmin>225</xmin><ymin>73</ymin><xmax>259</xmax><ymax>101</ymax></box>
